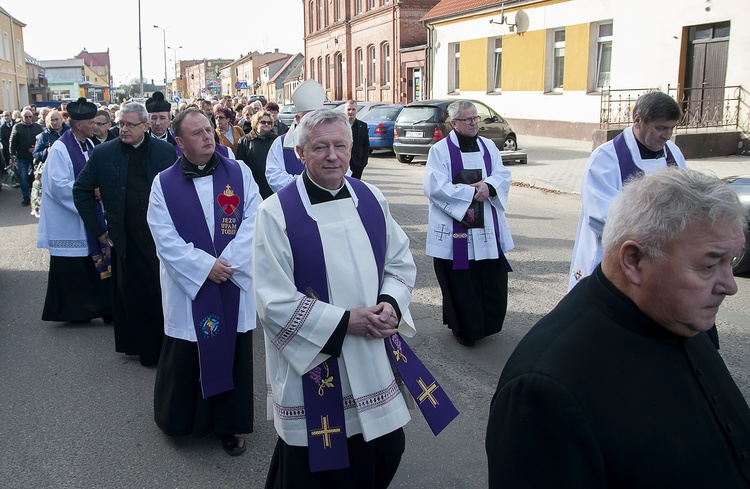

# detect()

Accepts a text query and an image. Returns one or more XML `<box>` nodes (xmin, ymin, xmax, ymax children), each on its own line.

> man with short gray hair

<box><xmin>9</xmin><ymin>108</ymin><xmax>43</xmax><ymax>205</ymax></box>
<box><xmin>487</xmin><ymin>168</ymin><xmax>750</xmax><ymax>488</ymax></box>
<box><xmin>74</xmin><ymin>101</ymin><xmax>177</xmax><ymax>366</ymax></box>
<box><xmin>568</xmin><ymin>91</ymin><xmax>687</xmax><ymax>291</ymax></box>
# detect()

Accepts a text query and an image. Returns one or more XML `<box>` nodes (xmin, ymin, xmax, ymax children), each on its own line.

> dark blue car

<box><xmin>361</xmin><ymin>104</ymin><xmax>404</xmax><ymax>150</ymax></box>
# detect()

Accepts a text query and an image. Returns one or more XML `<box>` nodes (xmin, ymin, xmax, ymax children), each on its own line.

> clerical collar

<box><xmin>152</xmin><ymin>130</ymin><xmax>168</xmax><ymax>141</ymax></box>
<box><xmin>303</xmin><ymin>171</ymin><xmax>350</xmax><ymax>204</ymax></box>
<box><xmin>455</xmin><ymin>131</ymin><xmax>480</xmax><ymax>152</ymax></box>
<box><xmin>181</xmin><ymin>153</ymin><xmax>220</xmax><ymax>179</ymax></box>
<box><xmin>131</xmin><ymin>136</ymin><xmax>146</xmax><ymax>149</ymax></box>
<box><xmin>635</xmin><ymin>138</ymin><xmax>665</xmax><ymax>160</ymax></box>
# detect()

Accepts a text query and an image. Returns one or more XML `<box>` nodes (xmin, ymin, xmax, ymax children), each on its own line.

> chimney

<box><xmin>274</xmin><ymin>48</ymin><xmax>279</xmax><ymax>53</ymax></box>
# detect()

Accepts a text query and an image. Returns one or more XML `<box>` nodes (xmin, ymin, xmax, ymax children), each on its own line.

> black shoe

<box><xmin>21</xmin><ymin>199</ymin><xmax>30</xmax><ymax>206</ymax></box>
<box><xmin>218</xmin><ymin>434</ymin><xmax>246</xmax><ymax>456</ymax></box>
<box><xmin>455</xmin><ymin>336</ymin><xmax>475</xmax><ymax>347</ymax></box>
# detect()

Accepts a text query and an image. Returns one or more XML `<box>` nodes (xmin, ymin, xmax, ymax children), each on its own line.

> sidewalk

<box><xmin>510</xmin><ymin>134</ymin><xmax>750</xmax><ymax>194</ymax></box>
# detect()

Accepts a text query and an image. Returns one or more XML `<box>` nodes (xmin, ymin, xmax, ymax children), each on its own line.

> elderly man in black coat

<box><xmin>73</xmin><ymin>101</ymin><xmax>177</xmax><ymax>366</ymax></box>
<box><xmin>344</xmin><ymin>99</ymin><xmax>370</xmax><ymax>180</ymax></box>
<box><xmin>486</xmin><ymin>168</ymin><xmax>750</xmax><ymax>489</ymax></box>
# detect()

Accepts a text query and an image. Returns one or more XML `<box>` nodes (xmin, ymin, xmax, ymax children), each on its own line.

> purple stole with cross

<box><xmin>277</xmin><ymin>176</ymin><xmax>459</xmax><ymax>473</ymax></box>
<box><xmin>60</xmin><ymin>130</ymin><xmax>112</xmax><ymax>279</ymax></box>
<box><xmin>279</xmin><ymin>133</ymin><xmax>305</xmax><ymax>175</ymax></box>
<box><xmin>159</xmin><ymin>153</ymin><xmax>244</xmax><ymax>398</ymax></box>
<box><xmin>446</xmin><ymin>135</ymin><xmax>512</xmax><ymax>272</ymax></box>
<box><xmin>613</xmin><ymin>131</ymin><xmax>677</xmax><ymax>184</ymax></box>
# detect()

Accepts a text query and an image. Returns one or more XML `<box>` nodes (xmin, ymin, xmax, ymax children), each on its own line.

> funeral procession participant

<box><xmin>265</xmin><ymin>79</ymin><xmax>326</xmax><ymax>193</ymax></box>
<box><xmin>344</xmin><ymin>99</ymin><xmax>369</xmax><ymax>180</ymax></box>
<box><xmin>9</xmin><ymin>109</ymin><xmax>43</xmax><ymax>205</ymax></box>
<box><xmin>423</xmin><ymin>100</ymin><xmax>514</xmax><ymax>347</ymax></box>
<box><xmin>73</xmin><ymin>102</ymin><xmax>177</xmax><ymax>366</ymax></box>
<box><xmin>37</xmin><ymin>97</ymin><xmax>112</xmax><ymax>323</ymax></box>
<box><xmin>254</xmin><ymin>109</ymin><xmax>457</xmax><ymax>488</ymax></box>
<box><xmin>486</xmin><ymin>169</ymin><xmax>750</xmax><ymax>489</ymax></box>
<box><xmin>92</xmin><ymin>110</ymin><xmax>116</xmax><ymax>145</ymax></box>
<box><xmin>146</xmin><ymin>91</ymin><xmax>177</xmax><ymax>146</ymax></box>
<box><xmin>568</xmin><ymin>91</ymin><xmax>686</xmax><ymax>291</ymax></box>
<box><xmin>147</xmin><ymin>108</ymin><xmax>261</xmax><ymax>456</ymax></box>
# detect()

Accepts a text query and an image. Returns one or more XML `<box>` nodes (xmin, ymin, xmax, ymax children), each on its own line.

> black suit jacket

<box><xmin>1</xmin><ymin>121</ymin><xmax>14</xmax><ymax>161</ymax></box>
<box><xmin>73</xmin><ymin>137</ymin><xmax>177</xmax><ymax>258</ymax></box>
<box><xmin>350</xmin><ymin>118</ymin><xmax>370</xmax><ymax>170</ymax></box>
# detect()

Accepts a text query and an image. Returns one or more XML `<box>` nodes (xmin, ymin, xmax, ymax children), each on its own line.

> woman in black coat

<box><xmin>235</xmin><ymin>110</ymin><xmax>276</xmax><ymax>199</ymax></box>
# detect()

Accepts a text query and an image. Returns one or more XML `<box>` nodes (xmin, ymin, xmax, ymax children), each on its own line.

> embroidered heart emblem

<box><xmin>217</xmin><ymin>185</ymin><xmax>240</xmax><ymax>216</ymax></box>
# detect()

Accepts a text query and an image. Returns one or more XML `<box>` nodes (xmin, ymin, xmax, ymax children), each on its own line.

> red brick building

<box><xmin>303</xmin><ymin>0</ymin><xmax>438</xmax><ymax>103</ymax></box>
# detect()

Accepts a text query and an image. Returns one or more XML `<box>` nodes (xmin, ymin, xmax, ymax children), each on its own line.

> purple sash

<box><xmin>159</xmin><ymin>153</ymin><xmax>244</xmax><ymax>398</ymax></box>
<box><xmin>446</xmin><ymin>135</ymin><xmax>512</xmax><ymax>272</ymax></box>
<box><xmin>613</xmin><ymin>131</ymin><xmax>677</xmax><ymax>184</ymax></box>
<box><xmin>278</xmin><ymin>176</ymin><xmax>458</xmax><ymax>472</ymax></box>
<box><xmin>60</xmin><ymin>130</ymin><xmax>111</xmax><ymax>279</ymax></box>
<box><xmin>176</xmin><ymin>142</ymin><xmax>229</xmax><ymax>159</ymax></box>
<box><xmin>280</xmin><ymin>134</ymin><xmax>305</xmax><ymax>175</ymax></box>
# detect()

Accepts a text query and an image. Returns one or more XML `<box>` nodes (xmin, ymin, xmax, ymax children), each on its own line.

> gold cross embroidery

<box><xmin>417</xmin><ymin>377</ymin><xmax>439</xmax><ymax>407</ymax></box>
<box><xmin>310</xmin><ymin>415</ymin><xmax>342</xmax><ymax>448</ymax></box>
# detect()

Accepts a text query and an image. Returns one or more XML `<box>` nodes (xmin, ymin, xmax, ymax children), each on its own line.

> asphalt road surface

<box><xmin>1</xmin><ymin>151</ymin><xmax>749</xmax><ymax>488</ymax></box>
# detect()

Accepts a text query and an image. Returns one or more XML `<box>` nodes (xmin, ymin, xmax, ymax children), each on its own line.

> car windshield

<box><xmin>280</xmin><ymin>106</ymin><xmax>296</xmax><ymax>114</ymax></box>
<box><xmin>362</xmin><ymin>107</ymin><xmax>402</xmax><ymax>122</ymax></box>
<box><xmin>398</xmin><ymin>107</ymin><xmax>438</xmax><ymax>124</ymax></box>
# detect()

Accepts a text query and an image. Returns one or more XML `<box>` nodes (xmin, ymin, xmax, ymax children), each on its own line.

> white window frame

<box><xmin>356</xmin><ymin>48</ymin><xmax>364</xmax><ymax>87</ymax></box>
<box><xmin>368</xmin><ymin>45</ymin><xmax>376</xmax><ymax>87</ymax></box>
<box><xmin>595</xmin><ymin>23</ymin><xmax>613</xmax><ymax>90</ymax></box>
<box><xmin>382</xmin><ymin>42</ymin><xmax>391</xmax><ymax>86</ymax></box>
<box><xmin>545</xmin><ymin>29</ymin><xmax>565</xmax><ymax>93</ymax></box>
<box><xmin>448</xmin><ymin>43</ymin><xmax>460</xmax><ymax>93</ymax></box>
<box><xmin>488</xmin><ymin>37</ymin><xmax>502</xmax><ymax>92</ymax></box>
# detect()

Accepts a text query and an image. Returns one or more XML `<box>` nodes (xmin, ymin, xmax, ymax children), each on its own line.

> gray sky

<box><xmin>8</xmin><ymin>0</ymin><xmax>305</xmax><ymax>86</ymax></box>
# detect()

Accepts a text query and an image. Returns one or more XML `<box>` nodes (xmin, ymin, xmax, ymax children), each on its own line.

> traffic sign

<box><xmin>234</xmin><ymin>81</ymin><xmax>249</xmax><ymax>90</ymax></box>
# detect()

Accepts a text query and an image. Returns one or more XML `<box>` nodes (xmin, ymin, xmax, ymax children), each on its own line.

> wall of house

<box><xmin>429</xmin><ymin>0</ymin><xmax>750</xmax><ymax>140</ymax></box>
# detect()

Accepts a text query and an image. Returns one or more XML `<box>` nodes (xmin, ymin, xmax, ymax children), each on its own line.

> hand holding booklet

<box><xmin>453</xmin><ymin>169</ymin><xmax>484</xmax><ymax>229</ymax></box>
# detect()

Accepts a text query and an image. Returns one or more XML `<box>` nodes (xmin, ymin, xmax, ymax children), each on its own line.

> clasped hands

<box><xmin>348</xmin><ymin>302</ymin><xmax>399</xmax><ymax>340</ymax></box>
<box><xmin>208</xmin><ymin>258</ymin><xmax>233</xmax><ymax>284</ymax></box>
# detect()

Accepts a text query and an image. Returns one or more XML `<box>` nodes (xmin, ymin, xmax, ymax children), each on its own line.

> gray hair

<box><xmin>603</xmin><ymin>168</ymin><xmax>747</xmax><ymax>257</ymax></box>
<box><xmin>447</xmin><ymin>100</ymin><xmax>476</xmax><ymax>120</ymax></box>
<box><xmin>119</xmin><ymin>102</ymin><xmax>148</xmax><ymax>122</ymax></box>
<box><xmin>296</xmin><ymin>109</ymin><xmax>352</xmax><ymax>149</ymax></box>
<box><xmin>633</xmin><ymin>91</ymin><xmax>681</xmax><ymax>123</ymax></box>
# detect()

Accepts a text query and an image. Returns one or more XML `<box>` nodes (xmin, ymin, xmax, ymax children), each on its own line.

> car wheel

<box><xmin>503</xmin><ymin>135</ymin><xmax>517</xmax><ymax>152</ymax></box>
<box><xmin>733</xmin><ymin>239</ymin><xmax>750</xmax><ymax>275</ymax></box>
<box><xmin>397</xmin><ymin>154</ymin><xmax>414</xmax><ymax>163</ymax></box>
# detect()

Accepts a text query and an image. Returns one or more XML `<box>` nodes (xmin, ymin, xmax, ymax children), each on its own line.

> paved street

<box><xmin>1</xmin><ymin>138</ymin><xmax>750</xmax><ymax>488</ymax></box>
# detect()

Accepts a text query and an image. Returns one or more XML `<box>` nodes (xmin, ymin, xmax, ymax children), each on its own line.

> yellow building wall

<box><xmin>459</xmin><ymin>38</ymin><xmax>488</xmax><ymax>91</ymax></box>
<box><xmin>502</xmin><ymin>29</ymin><xmax>546</xmax><ymax>91</ymax></box>
<box><xmin>563</xmin><ymin>23</ymin><xmax>589</xmax><ymax>91</ymax></box>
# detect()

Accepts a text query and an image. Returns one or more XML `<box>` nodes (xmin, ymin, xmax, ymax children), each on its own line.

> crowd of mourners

<box><xmin>5</xmin><ymin>83</ymin><xmax>750</xmax><ymax>489</ymax></box>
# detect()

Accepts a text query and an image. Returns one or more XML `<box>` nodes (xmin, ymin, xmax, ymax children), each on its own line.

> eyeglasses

<box><xmin>118</xmin><ymin>121</ymin><xmax>146</xmax><ymax>129</ymax></box>
<box><xmin>453</xmin><ymin>116</ymin><xmax>481</xmax><ymax>124</ymax></box>
<box><xmin>258</xmin><ymin>120</ymin><xmax>273</xmax><ymax>125</ymax></box>
<box><xmin>216</xmin><ymin>116</ymin><xmax>228</xmax><ymax>120</ymax></box>
<box><xmin>94</xmin><ymin>122</ymin><xmax>110</xmax><ymax>127</ymax></box>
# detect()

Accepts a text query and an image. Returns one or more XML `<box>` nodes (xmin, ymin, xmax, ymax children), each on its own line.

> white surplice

<box><xmin>37</xmin><ymin>138</ymin><xmax>94</xmax><ymax>256</ymax></box>
<box><xmin>567</xmin><ymin>126</ymin><xmax>687</xmax><ymax>291</ymax></box>
<box><xmin>253</xmin><ymin>176</ymin><xmax>417</xmax><ymax>446</ymax></box>
<box><xmin>423</xmin><ymin>131</ymin><xmax>514</xmax><ymax>260</ymax></box>
<box><xmin>147</xmin><ymin>159</ymin><xmax>262</xmax><ymax>341</ymax></box>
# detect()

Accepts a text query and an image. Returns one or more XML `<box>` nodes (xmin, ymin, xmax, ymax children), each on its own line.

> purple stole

<box><xmin>446</xmin><ymin>135</ymin><xmax>512</xmax><ymax>272</ymax></box>
<box><xmin>60</xmin><ymin>130</ymin><xmax>111</xmax><ymax>279</ymax></box>
<box><xmin>279</xmin><ymin>134</ymin><xmax>305</xmax><ymax>175</ymax></box>
<box><xmin>159</xmin><ymin>153</ymin><xmax>244</xmax><ymax>398</ymax></box>
<box><xmin>613</xmin><ymin>131</ymin><xmax>677</xmax><ymax>184</ymax></box>
<box><xmin>175</xmin><ymin>143</ymin><xmax>230</xmax><ymax>159</ymax></box>
<box><xmin>277</xmin><ymin>177</ymin><xmax>459</xmax><ymax>473</ymax></box>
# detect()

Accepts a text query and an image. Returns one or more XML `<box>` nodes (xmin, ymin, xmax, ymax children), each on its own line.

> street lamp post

<box><xmin>154</xmin><ymin>25</ymin><xmax>168</xmax><ymax>96</ymax></box>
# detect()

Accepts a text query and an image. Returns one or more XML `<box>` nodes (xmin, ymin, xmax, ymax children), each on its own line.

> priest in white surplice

<box><xmin>147</xmin><ymin>108</ymin><xmax>262</xmax><ymax>457</ymax></box>
<box><xmin>254</xmin><ymin>109</ymin><xmax>417</xmax><ymax>487</ymax></box>
<box><xmin>424</xmin><ymin>100</ymin><xmax>514</xmax><ymax>347</ymax></box>
<box><xmin>568</xmin><ymin>91</ymin><xmax>686</xmax><ymax>292</ymax></box>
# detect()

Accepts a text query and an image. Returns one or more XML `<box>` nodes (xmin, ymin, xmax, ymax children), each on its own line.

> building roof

<box><xmin>0</xmin><ymin>7</ymin><xmax>27</xmax><ymax>26</ymax></box>
<box><xmin>422</xmin><ymin>0</ymin><xmax>523</xmax><ymax>22</ymax></box>
<box><xmin>282</xmin><ymin>61</ymin><xmax>304</xmax><ymax>85</ymax></box>
<box><xmin>268</xmin><ymin>53</ymin><xmax>303</xmax><ymax>83</ymax></box>
<box><xmin>39</xmin><ymin>59</ymin><xmax>86</xmax><ymax>68</ymax></box>
<box><xmin>25</xmin><ymin>53</ymin><xmax>43</xmax><ymax>68</ymax></box>
<box><xmin>76</xmin><ymin>49</ymin><xmax>111</xmax><ymax>68</ymax></box>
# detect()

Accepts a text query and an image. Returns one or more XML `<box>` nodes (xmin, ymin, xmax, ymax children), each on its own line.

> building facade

<box><xmin>184</xmin><ymin>59</ymin><xmax>232</xmax><ymax>98</ymax></box>
<box><xmin>0</xmin><ymin>7</ymin><xmax>28</xmax><ymax>111</ymax></box>
<box><xmin>424</xmin><ymin>0</ymin><xmax>750</xmax><ymax>141</ymax></box>
<box><xmin>75</xmin><ymin>49</ymin><xmax>112</xmax><ymax>103</ymax></box>
<box><xmin>26</xmin><ymin>53</ymin><xmax>49</xmax><ymax>103</ymax></box>
<box><xmin>304</xmin><ymin>0</ymin><xmax>439</xmax><ymax>103</ymax></box>
<box><xmin>39</xmin><ymin>58</ymin><xmax>109</xmax><ymax>103</ymax></box>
